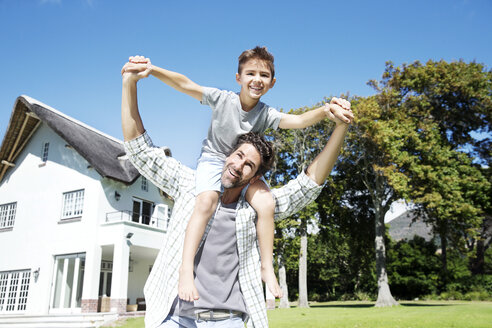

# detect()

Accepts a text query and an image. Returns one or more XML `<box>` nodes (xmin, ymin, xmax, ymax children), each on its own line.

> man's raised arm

<box><xmin>121</xmin><ymin>61</ymin><xmax>151</xmax><ymax>141</ymax></box>
<box><xmin>121</xmin><ymin>61</ymin><xmax>189</xmax><ymax>200</ymax></box>
<box><xmin>305</xmin><ymin>120</ymin><xmax>349</xmax><ymax>185</ymax></box>
<box><xmin>273</xmin><ymin>104</ymin><xmax>351</xmax><ymax>221</ymax></box>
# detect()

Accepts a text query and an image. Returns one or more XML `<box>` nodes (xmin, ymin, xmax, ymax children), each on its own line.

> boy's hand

<box><xmin>178</xmin><ymin>267</ymin><xmax>200</xmax><ymax>302</ymax></box>
<box><xmin>331</xmin><ymin>97</ymin><xmax>351</xmax><ymax>110</ymax></box>
<box><xmin>325</xmin><ymin>97</ymin><xmax>353</xmax><ymax>124</ymax></box>
<box><xmin>129</xmin><ymin>55</ymin><xmax>150</xmax><ymax>64</ymax></box>
<box><xmin>121</xmin><ymin>55</ymin><xmax>153</xmax><ymax>81</ymax></box>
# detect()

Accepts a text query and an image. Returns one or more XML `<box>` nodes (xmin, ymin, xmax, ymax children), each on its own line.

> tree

<box><xmin>316</xmin><ymin>180</ymin><xmax>376</xmax><ymax>300</ymax></box>
<box><xmin>387</xmin><ymin>236</ymin><xmax>440</xmax><ymax>299</ymax></box>
<box><xmin>334</xmin><ymin>96</ymin><xmax>399</xmax><ymax>306</ymax></box>
<box><xmin>268</xmin><ymin>105</ymin><xmax>333</xmax><ymax>308</ymax></box>
<box><xmin>368</xmin><ymin>60</ymin><xmax>491</xmax><ymax>283</ymax></box>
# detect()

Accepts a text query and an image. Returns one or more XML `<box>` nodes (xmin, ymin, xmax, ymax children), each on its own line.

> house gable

<box><xmin>0</xmin><ymin>96</ymin><xmax>141</xmax><ymax>185</ymax></box>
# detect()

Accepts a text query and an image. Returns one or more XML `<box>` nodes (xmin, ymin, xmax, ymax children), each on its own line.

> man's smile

<box><xmin>228</xmin><ymin>167</ymin><xmax>240</xmax><ymax>179</ymax></box>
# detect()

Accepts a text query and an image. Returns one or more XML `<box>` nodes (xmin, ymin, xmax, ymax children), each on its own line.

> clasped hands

<box><xmin>121</xmin><ymin>55</ymin><xmax>152</xmax><ymax>80</ymax></box>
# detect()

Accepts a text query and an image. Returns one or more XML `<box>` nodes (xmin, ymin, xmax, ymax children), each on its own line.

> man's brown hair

<box><xmin>230</xmin><ymin>132</ymin><xmax>275</xmax><ymax>177</ymax></box>
<box><xmin>238</xmin><ymin>46</ymin><xmax>275</xmax><ymax>79</ymax></box>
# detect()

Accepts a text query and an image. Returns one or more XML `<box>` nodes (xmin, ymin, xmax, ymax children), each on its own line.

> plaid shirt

<box><xmin>124</xmin><ymin>132</ymin><xmax>323</xmax><ymax>328</ymax></box>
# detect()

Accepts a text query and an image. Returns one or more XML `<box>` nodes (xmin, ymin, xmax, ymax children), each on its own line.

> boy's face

<box><xmin>236</xmin><ymin>59</ymin><xmax>276</xmax><ymax>101</ymax></box>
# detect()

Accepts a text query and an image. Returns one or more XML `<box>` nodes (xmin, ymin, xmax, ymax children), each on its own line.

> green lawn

<box><xmin>103</xmin><ymin>301</ymin><xmax>492</xmax><ymax>328</ymax></box>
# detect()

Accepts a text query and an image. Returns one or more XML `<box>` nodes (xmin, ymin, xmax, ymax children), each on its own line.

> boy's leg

<box><xmin>179</xmin><ymin>190</ymin><xmax>220</xmax><ymax>302</ymax></box>
<box><xmin>245</xmin><ymin>179</ymin><xmax>283</xmax><ymax>298</ymax></box>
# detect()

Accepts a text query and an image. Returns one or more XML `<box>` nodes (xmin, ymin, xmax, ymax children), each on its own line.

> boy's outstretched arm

<box><xmin>278</xmin><ymin>97</ymin><xmax>353</xmax><ymax>129</ymax></box>
<box><xmin>128</xmin><ymin>55</ymin><xmax>203</xmax><ymax>101</ymax></box>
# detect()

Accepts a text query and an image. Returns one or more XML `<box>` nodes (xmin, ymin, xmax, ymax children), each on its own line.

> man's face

<box><xmin>236</xmin><ymin>59</ymin><xmax>276</xmax><ymax>101</ymax></box>
<box><xmin>221</xmin><ymin>143</ymin><xmax>262</xmax><ymax>189</ymax></box>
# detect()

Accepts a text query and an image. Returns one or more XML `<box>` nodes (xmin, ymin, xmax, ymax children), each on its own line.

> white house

<box><xmin>0</xmin><ymin>96</ymin><xmax>173</xmax><ymax>317</ymax></box>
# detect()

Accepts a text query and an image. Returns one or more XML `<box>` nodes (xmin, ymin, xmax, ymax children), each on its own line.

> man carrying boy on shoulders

<box><xmin>122</xmin><ymin>58</ymin><xmax>352</xmax><ymax>328</ymax></box>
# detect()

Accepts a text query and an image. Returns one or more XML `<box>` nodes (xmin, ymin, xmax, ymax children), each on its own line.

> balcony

<box><xmin>105</xmin><ymin>210</ymin><xmax>167</xmax><ymax>230</ymax></box>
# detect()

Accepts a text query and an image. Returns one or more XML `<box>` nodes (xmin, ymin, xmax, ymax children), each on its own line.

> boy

<box><xmin>124</xmin><ymin>47</ymin><xmax>352</xmax><ymax>302</ymax></box>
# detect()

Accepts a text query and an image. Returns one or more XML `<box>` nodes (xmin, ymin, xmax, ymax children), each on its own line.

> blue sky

<box><xmin>1</xmin><ymin>0</ymin><xmax>491</xmax><ymax>168</ymax></box>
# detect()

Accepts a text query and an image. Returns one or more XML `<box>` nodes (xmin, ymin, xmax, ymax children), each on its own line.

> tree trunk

<box><xmin>374</xmin><ymin>209</ymin><xmax>398</xmax><ymax>307</ymax></box>
<box><xmin>471</xmin><ymin>238</ymin><xmax>486</xmax><ymax>275</ymax></box>
<box><xmin>277</xmin><ymin>231</ymin><xmax>290</xmax><ymax>309</ymax></box>
<box><xmin>298</xmin><ymin>221</ymin><xmax>309</xmax><ymax>308</ymax></box>
<box><xmin>470</xmin><ymin>215</ymin><xmax>491</xmax><ymax>275</ymax></box>
<box><xmin>278</xmin><ymin>262</ymin><xmax>290</xmax><ymax>308</ymax></box>
<box><xmin>440</xmin><ymin>230</ymin><xmax>448</xmax><ymax>285</ymax></box>
<box><xmin>436</xmin><ymin>219</ymin><xmax>449</xmax><ymax>286</ymax></box>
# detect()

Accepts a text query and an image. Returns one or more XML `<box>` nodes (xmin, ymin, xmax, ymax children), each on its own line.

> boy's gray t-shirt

<box><xmin>201</xmin><ymin>87</ymin><xmax>282</xmax><ymax>161</ymax></box>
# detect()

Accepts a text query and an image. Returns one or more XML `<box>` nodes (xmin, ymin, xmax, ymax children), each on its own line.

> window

<box><xmin>141</xmin><ymin>176</ymin><xmax>148</xmax><ymax>192</ymax></box>
<box><xmin>42</xmin><ymin>142</ymin><xmax>49</xmax><ymax>162</ymax></box>
<box><xmin>0</xmin><ymin>202</ymin><xmax>17</xmax><ymax>229</ymax></box>
<box><xmin>61</xmin><ymin>190</ymin><xmax>84</xmax><ymax>219</ymax></box>
<box><xmin>51</xmin><ymin>254</ymin><xmax>85</xmax><ymax>310</ymax></box>
<box><xmin>132</xmin><ymin>198</ymin><xmax>154</xmax><ymax>225</ymax></box>
<box><xmin>153</xmin><ymin>204</ymin><xmax>170</xmax><ymax>229</ymax></box>
<box><xmin>0</xmin><ymin>270</ymin><xmax>31</xmax><ymax>313</ymax></box>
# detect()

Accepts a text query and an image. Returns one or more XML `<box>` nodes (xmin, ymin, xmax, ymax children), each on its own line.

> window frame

<box><xmin>41</xmin><ymin>142</ymin><xmax>50</xmax><ymax>162</ymax></box>
<box><xmin>61</xmin><ymin>189</ymin><xmax>85</xmax><ymax>220</ymax></box>
<box><xmin>0</xmin><ymin>202</ymin><xmax>17</xmax><ymax>230</ymax></box>
<box><xmin>0</xmin><ymin>269</ymin><xmax>31</xmax><ymax>313</ymax></box>
<box><xmin>141</xmin><ymin>176</ymin><xmax>148</xmax><ymax>192</ymax></box>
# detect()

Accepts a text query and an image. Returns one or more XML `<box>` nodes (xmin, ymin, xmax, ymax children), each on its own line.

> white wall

<box><xmin>0</xmin><ymin>124</ymin><xmax>103</xmax><ymax>314</ymax></box>
<box><xmin>0</xmin><ymin>122</ymin><xmax>172</xmax><ymax>315</ymax></box>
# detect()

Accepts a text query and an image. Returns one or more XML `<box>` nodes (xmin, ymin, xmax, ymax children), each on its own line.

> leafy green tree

<box><xmin>368</xmin><ymin>60</ymin><xmax>491</xmax><ymax>283</ymax></box>
<box><xmin>387</xmin><ymin>236</ymin><xmax>441</xmax><ymax>299</ymax></box>
<box><xmin>268</xmin><ymin>104</ymin><xmax>335</xmax><ymax>307</ymax></box>
<box><xmin>328</xmin><ymin>95</ymin><xmax>400</xmax><ymax>306</ymax></box>
<box><xmin>317</xmin><ymin>173</ymin><xmax>377</xmax><ymax>299</ymax></box>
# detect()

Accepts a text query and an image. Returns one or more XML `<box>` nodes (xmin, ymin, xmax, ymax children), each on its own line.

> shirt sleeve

<box><xmin>124</xmin><ymin>132</ymin><xmax>194</xmax><ymax>199</ymax></box>
<box><xmin>272</xmin><ymin>171</ymin><xmax>324</xmax><ymax>221</ymax></box>
<box><xmin>201</xmin><ymin>87</ymin><xmax>224</xmax><ymax>108</ymax></box>
<box><xmin>265</xmin><ymin>106</ymin><xmax>282</xmax><ymax>130</ymax></box>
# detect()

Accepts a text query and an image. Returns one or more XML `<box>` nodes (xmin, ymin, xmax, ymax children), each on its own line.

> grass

<box><xmin>102</xmin><ymin>301</ymin><xmax>492</xmax><ymax>328</ymax></box>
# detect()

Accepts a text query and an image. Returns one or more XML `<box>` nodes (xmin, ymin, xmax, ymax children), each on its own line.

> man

<box><xmin>121</xmin><ymin>61</ymin><xmax>351</xmax><ymax>327</ymax></box>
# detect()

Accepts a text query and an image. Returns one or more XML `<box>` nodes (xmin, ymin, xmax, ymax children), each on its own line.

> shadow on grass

<box><xmin>308</xmin><ymin>302</ymin><xmax>457</xmax><ymax>309</ymax></box>
<box><xmin>309</xmin><ymin>304</ymin><xmax>374</xmax><ymax>309</ymax></box>
<box><xmin>399</xmin><ymin>302</ymin><xmax>457</xmax><ymax>307</ymax></box>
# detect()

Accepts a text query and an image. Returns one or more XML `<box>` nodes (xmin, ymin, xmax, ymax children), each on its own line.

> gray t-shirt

<box><xmin>170</xmin><ymin>201</ymin><xmax>247</xmax><ymax>317</ymax></box>
<box><xmin>201</xmin><ymin>87</ymin><xmax>282</xmax><ymax>161</ymax></box>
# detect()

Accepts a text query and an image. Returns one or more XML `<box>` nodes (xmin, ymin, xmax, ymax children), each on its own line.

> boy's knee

<box><xmin>247</xmin><ymin>185</ymin><xmax>274</xmax><ymax>211</ymax></box>
<box><xmin>195</xmin><ymin>192</ymin><xmax>219</xmax><ymax>214</ymax></box>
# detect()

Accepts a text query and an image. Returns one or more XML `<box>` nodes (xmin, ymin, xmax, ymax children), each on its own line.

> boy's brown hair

<box><xmin>238</xmin><ymin>46</ymin><xmax>275</xmax><ymax>79</ymax></box>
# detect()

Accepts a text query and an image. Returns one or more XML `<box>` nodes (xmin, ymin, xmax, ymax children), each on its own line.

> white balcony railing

<box><xmin>105</xmin><ymin>210</ymin><xmax>167</xmax><ymax>230</ymax></box>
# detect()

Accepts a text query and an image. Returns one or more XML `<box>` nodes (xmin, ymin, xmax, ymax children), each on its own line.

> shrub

<box><xmin>354</xmin><ymin>291</ymin><xmax>372</xmax><ymax>301</ymax></box>
<box><xmin>422</xmin><ymin>293</ymin><xmax>440</xmax><ymax>301</ymax></box>
<box><xmin>440</xmin><ymin>290</ymin><xmax>463</xmax><ymax>300</ymax></box>
<box><xmin>464</xmin><ymin>290</ymin><xmax>490</xmax><ymax>301</ymax></box>
<box><xmin>340</xmin><ymin>293</ymin><xmax>354</xmax><ymax>301</ymax></box>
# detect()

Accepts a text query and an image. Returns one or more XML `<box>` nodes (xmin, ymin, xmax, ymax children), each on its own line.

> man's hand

<box><xmin>121</xmin><ymin>55</ymin><xmax>153</xmax><ymax>82</ymax></box>
<box><xmin>324</xmin><ymin>97</ymin><xmax>353</xmax><ymax>125</ymax></box>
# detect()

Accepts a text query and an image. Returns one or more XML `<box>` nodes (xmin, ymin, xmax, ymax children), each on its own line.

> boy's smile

<box><xmin>236</xmin><ymin>59</ymin><xmax>276</xmax><ymax>110</ymax></box>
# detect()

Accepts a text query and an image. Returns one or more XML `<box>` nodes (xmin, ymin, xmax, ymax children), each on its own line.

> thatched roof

<box><xmin>0</xmin><ymin>96</ymin><xmax>170</xmax><ymax>184</ymax></box>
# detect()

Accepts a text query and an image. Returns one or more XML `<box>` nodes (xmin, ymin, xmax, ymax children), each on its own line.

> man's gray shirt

<box><xmin>170</xmin><ymin>201</ymin><xmax>247</xmax><ymax>317</ymax></box>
